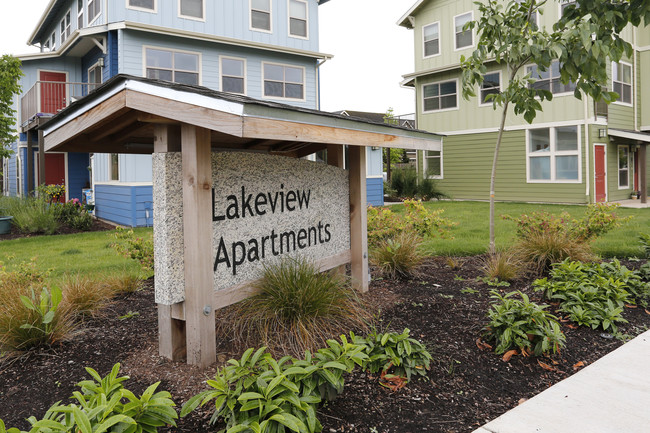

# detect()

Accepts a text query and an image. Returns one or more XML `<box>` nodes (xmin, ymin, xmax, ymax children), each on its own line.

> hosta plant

<box><xmin>484</xmin><ymin>290</ymin><xmax>565</xmax><ymax>356</ymax></box>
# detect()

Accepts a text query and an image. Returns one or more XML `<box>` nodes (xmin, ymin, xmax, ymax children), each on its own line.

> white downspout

<box><xmin>584</xmin><ymin>95</ymin><xmax>590</xmax><ymax>203</ymax></box>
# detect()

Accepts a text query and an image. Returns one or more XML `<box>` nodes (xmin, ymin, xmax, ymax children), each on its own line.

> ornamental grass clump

<box><xmin>58</xmin><ymin>274</ymin><xmax>116</xmax><ymax>318</ymax></box>
<box><xmin>480</xmin><ymin>250</ymin><xmax>525</xmax><ymax>282</ymax></box>
<box><xmin>220</xmin><ymin>258</ymin><xmax>370</xmax><ymax>357</ymax></box>
<box><xmin>484</xmin><ymin>290</ymin><xmax>565</xmax><ymax>357</ymax></box>
<box><xmin>370</xmin><ymin>231</ymin><xmax>424</xmax><ymax>280</ymax></box>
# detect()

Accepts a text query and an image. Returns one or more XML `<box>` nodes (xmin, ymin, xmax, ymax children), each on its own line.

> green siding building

<box><xmin>398</xmin><ymin>0</ymin><xmax>650</xmax><ymax>204</ymax></box>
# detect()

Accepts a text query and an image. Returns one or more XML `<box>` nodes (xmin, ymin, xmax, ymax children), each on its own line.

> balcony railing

<box><xmin>20</xmin><ymin>81</ymin><xmax>98</xmax><ymax>129</ymax></box>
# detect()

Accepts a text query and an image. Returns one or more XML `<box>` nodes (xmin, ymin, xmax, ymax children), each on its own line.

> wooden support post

<box><xmin>348</xmin><ymin>145</ymin><xmax>368</xmax><ymax>292</ymax></box>
<box><xmin>327</xmin><ymin>144</ymin><xmax>344</xmax><ymax>168</ymax></box>
<box><xmin>38</xmin><ymin>130</ymin><xmax>45</xmax><ymax>190</ymax></box>
<box><xmin>27</xmin><ymin>131</ymin><xmax>34</xmax><ymax>195</ymax></box>
<box><xmin>181</xmin><ymin>124</ymin><xmax>216</xmax><ymax>367</ymax></box>
<box><xmin>154</xmin><ymin>124</ymin><xmax>186</xmax><ymax>362</ymax></box>
<box><xmin>640</xmin><ymin>144</ymin><xmax>647</xmax><ymax>204</ymax></box>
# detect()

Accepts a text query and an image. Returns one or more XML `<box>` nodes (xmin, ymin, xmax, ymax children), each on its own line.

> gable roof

<box><xmin>397</xmin><ymin>0</ymin><xmax>431</xmax><ymax>28</ymax></box>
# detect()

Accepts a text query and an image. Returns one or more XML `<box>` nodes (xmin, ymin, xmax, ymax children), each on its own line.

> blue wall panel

<box><xmin>108</xmin><ymin>30</ymin><xmax>119</xmax><ymax>78</ymax></box>
<box><xmin>95</xmin><ymin>183</ymin><xmax>153</xmax><ymax>227</ymax></box>
<box><xmin>366</xmin><ymin>178</ymin><xmax>384</xmax><ymax>207</ymax></box>
<box><xmin>67</xmin><ymin>152</ymin><xmax>90</xmax><ymax>201</ymax></box>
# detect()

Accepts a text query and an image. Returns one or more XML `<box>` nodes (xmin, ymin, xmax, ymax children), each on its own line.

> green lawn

<box><xmin>386</xmin><ymin>201</ymin><xmax>649</xmax><ymax>258</ymax></box>
<box><xmin>0</xmin><ymin>227</ymin><xmax>152</xmax><ymax>282</ymax></box>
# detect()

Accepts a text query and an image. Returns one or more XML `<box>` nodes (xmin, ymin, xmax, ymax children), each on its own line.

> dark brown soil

<box><xmin>0</xmin><ymin>218</ymin><xmax>114</xmax><ymax>241</ymax></box>
<box><xmin>1</xmin><ymin>256</ymin><xmax>649</xmax><ymax>433</ymax></box>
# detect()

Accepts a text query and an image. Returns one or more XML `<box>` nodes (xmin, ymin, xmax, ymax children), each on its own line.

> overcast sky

<box><xmin>0</xmin><ymin>0</ymin><xmax>416</xmax><ymax>115</ymax></box>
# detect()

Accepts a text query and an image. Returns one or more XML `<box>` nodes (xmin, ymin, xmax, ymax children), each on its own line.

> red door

<box><xmin>39</xmin><ymin>71</ymin><xmax>67</xmax><ymax>114</ymax></box>
<box><xmin>45</xmin><ymin>153</ymin><xmax>66</xmax><ymax>203</ymax></box>
<box><xmin>594</xmin><ymin>145</ymin><xmax>606</xmax><ymax>203</ymax></box>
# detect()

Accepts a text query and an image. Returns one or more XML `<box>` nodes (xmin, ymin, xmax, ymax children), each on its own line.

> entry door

<box><xmin>45</xmin><ymin>153</ymin><xmax>66</xmax><ymax>202</ymax></box>
<box><xmin>39</xmin><ymin>71</ymin><xmax>67</xmax><ymax>114</ymax></box>
<box><xmin>594</xmin><ymin>145</ymin><xmax>607</xmax><ymax>203</ymax></box>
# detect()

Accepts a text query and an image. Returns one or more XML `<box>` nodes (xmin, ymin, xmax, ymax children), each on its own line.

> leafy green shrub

<box><xmin>110</xmin><ymin>227</ymin><xmax>154</xmax><ymax>271</ymax></box>
<box><xmin>55</xmin><ymin>199</ymin><xmax>93</xmax><ymax>231</ymax></box>
<box><xmin>221</xmin><ymin>258</ymin><xmax>369</xmax><ymax>357</ymax></box>
<box><xmin>354</xmin><ymin>328</ymin><xmax>432</xmax><ymax>382</ymax></box>
<box><xmin>0</xmin><ymin>363</ymin><xmax>177</xmax><ymax>433</ymax></box>
<box><xmin>484</xmin><ymin>290</ymin><xmax>565</xmax><ymax>356</ymax></box>
<box><xmin>4</xmin><ymin>197</ymin><xmax>60</xmax><ymax>235</ymax></box>
<box><xmin>388</xmin><ymin>167</ymin><xmax>449</xmax><ymax>200</ymax></box>
<box><xmin>370</xmin><ymin>231</ymin><xmax>424</xmax><ymax>279</ymax></box>
<box><xmin>639</xmin><ymin>232</ymin><xmax>650</xmax><ymax>258</ymax></box>
<box><xmin>534</xmin><ymin>259</ymin><xmax>650</xmax><ymax>332</ymax></box>
<box><xmin>480</xmin><ymin>251</ymin><xmax>524</xmax><ymax>282</ymax></box>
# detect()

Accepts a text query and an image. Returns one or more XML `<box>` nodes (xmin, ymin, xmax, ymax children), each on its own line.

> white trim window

<box><xmin>145</xmin><ymin>47</ymin><xmax>200</xmax><ymax>85</ymax></box>
<box><xmin>527</xmin><ymin>126</ymin><xmax>580</xmax><ymax>182</ymax></box>
<box><xmin>128</xmin><ymin>0</ymin><xmax>156</xmax><ymax>12</ymax></box>
<box><xmin>60</xmin><ymin>10</ymin><xmax>71</xmax><ymax>44</ymax></box>
<box><xmin>179</xmin><ymin>0</ymin><xmax>204</xmax><ymax>20</ymax></box>
<box><xmin>618</xmin><ymin>145</ymin><xmax>630</xmax><ymax>188</ymax></box>
<box><xmin>263</xmin><ymin>63</ymin><xmax>304</xmax><ymax>100</ymax></box>
<box><xmin>88</xmin><ymin>62</ymin><xmax>102</xmax><ymax>92</ymax></box>
<box><xmin>220</xmin><ymin>57</ymin><xmax>246</xmax><ymax>95</ymax></box>
<box><xmin>251</xmin><ymin>0</ymin><xmax>272</xmax><ymax>32</ymax></box>
<box><xmin>423</xmin><ymin>22</ymin><xmax>440</xmax><ymax>57</ymax></box>
<box><xmin>480</xmin><ymin>72</ymin><xmax>500</xmax><ymax>105</ymax></box>
<box><xmin>423</xmin><ymin>80</ymin><xmax>458</xmax><ymax>112</ymax></box>
<box><xmin>77</xmin><ymin>0</ymin><xmax>84</xmax><ymax>29</ymax></box>
<box><xmin>289</xmin><ymin>0</ymin><xmax>308</xmax><ymax>38</ymax></box>
<box><xmin>527</xmin><ymin>61</ymin><xmax>576</xmax><ymax>94</ymax></box>
<box><xmin>454</xmin><ymin>12</ymin><xmax>473</xmax><ymax>50</ymax></box>
<box><xmin>424</xmin><ymin>150</ymin><xmax>442</xmax><ymax>178</ymax></box>
<box><xmin>612</xmin><ymin>61</ymin><xmax>632</xmax><ymax>105</ymax></box>
<box><xmin>88</xmin><ymin>0</ymin><xmax>100</xmax><ymax>23</ymax></box>
<box><xmin>110</xmin><ymin>154</ymin><xmax>119</xmax><ymax>181</ymax></box>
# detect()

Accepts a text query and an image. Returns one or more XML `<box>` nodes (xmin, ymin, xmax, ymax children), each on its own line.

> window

<box><xmin>179</xmin><ymin>0</ymin><xmax>203</xmax><ymax>19</ymax></box>
<box><xmin>422</xmin><ymin>80</ymin><xmax>457</xmax><ymax>112</ymax></box>
<box><xmin>423</xmin><ymin>22</ymin><xmax>439</xmax><ymax>57</ymax></box>
<box><xmin>560</xmin><ymin>0</ymin><xmax>577</xmax><ymax>16</ymax></box>
<box><xmin>289</xmin><ymin>0</ymin><xmax>308</xmax><ymax>37</ymax></box>
<box><xmin>612</xmin><ymin>62</ymin><xmax>632</xmax><ymax>104</ymax></box>
<box><xmin>528</xmin><ymin>126</ymin><xmax>580</xmax><ymax>182</ymax></box>
<box><xmin>110</xmin><ymin>154</ymin><xmax>119</xmax><ymax>181</ymax></box>
<box><xmin>251</xmin><ymin>0</ymin><xmax>271</xmax><ymax>31</ymax></box>
<box><xmin>60</xmin><ymin>11</ymin><xmax>71</xmax><ymax>44</ymax></box>
<box><xmin>480</xmin><ymin>72</ymin><xmax>500</xmax><ymax>104</ymax></box>
<box><xmin>50</xmin><ymin>32</ymin><xmax>56</xmax><ymax>51</ymax></box>
<box><xmin>129</xmin><ymin>0</ymin><xmax>156</xmax><ymax>11</ymax></box>
<box><xmin>424</xmin><ymin>150</ymin><xmax>442</xmax><ymax>178</ymax></box>
<box><xmin>88</xmin><ymin>0</ymin><xmax>100</xmax><ymax>23</ymax></box>
<box><xmin>263</xmin><ymin>63</ymin><xmax>304</xmax><ymax>100</ymax></box>
<box><xmin>221</xmin><ymin>57</ymin><xmax>245</xmax><ymax>94</ymax></box>
<box><xmin>145</xmin><ymin>47</ymin><xmax>200</xmax><ymax>85</ymax></box>
<box><xmin>88</xmin><ymin>63</ymin><xmax>102</xmax><ymax>92</ymax></box>
<box><xmin>77</xmin><ymin>0</ymin><xmax>84</xmax><ymax>29</ymax></box>
<box><xmin>618</xmin><ymin>145</ymin><xmax>630</xmax><ymax>188</ymax></box>
<box><xmin>527</xmin><ymin>61</ymin><xmax>576</xmax><ymax>94</ymax></box>
<box><xmin>454</xmin><ymin>12</ymin><xmax>473</xmax><ymax>50</ymax></box>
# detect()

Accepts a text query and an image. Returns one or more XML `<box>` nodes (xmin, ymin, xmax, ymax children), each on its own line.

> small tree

<box><xmin>461</xmin><ymin>0</ymin><xmax>649</xmax><ymax>254</ymax></box>
<box><xmin>0</xmin><ymin>55</ymin><xmax>23</xmax><ymax>159</ymax></box>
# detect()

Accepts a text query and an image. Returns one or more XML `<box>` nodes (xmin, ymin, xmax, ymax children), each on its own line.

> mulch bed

<box><xmin>0</xmin><ymin>218</ymin><xmax>115</xmax><ymax>241</ymax></box>
<box><xmin>1</xmin><ymin>255</ymin><xmax>649</xmax><ymax>433</ymax></box>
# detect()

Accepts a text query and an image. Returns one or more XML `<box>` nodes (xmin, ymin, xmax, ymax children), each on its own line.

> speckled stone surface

<box><xmin>153</xmin><ymin>151</ymin><xmax>350</xmax><ymax>304</ymax></box>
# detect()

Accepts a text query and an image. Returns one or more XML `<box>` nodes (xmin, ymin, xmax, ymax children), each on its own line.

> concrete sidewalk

<box><xmin>473</xmin><ymin>329</ymin><xmax>650</xmax><ymax>433</ymax></box>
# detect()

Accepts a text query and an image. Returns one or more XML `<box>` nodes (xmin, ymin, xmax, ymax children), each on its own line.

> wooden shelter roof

<box><xmin>41</xmin><ymin>74</ymin><xmax>443</xmax><ymax>157</ymax></box>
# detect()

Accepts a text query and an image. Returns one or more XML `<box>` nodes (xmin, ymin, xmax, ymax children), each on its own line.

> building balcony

<box><xmin>20</xmin><ymin>81</ymin><xmax>98</xmax><ymax>131</ymax></box>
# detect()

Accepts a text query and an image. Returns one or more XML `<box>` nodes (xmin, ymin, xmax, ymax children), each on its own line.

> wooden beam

<box><xmin>294</xmin><ymin>143</ymin><xmax>327</xmax><ymax>159</ymax></box>
<box><xmin>242</xmin><ymin>116</ymin><xmax>440</xmax><ymax>151</ymax></box>
<box><xmin>181</xmin><ymin>124</ymin><xmax>216</xmax><ymax>367</ymax></box>
<box><xmin>154</xmin><ymin>124</ymin><xmax>181</xmax><ymax>153</ymax></box>
<box><xmin>137</xmin><ymin>113</ymin><xmax>181</xmax><ymax>124</ymax></box>
<box><xmin>91</xmin><ymin>112</ymin><xmax>140</xmax><ymax>142</ymax></box>
<box><xmin>327</xmin><ymin>144</ymin><xmax>344</xmax><ymax>168</ymax></box>
<box><xmin>44</xmin><ymin>92</ymin><xmax>128</xmax><ymax>152</ymax></box>
<box><xmin>348</xmin><ymin>145</ymin><xmax>368</xmax><ymax>292</ymax></box>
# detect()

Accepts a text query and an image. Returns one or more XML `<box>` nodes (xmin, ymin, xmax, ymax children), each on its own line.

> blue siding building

<box><xmin>7</xmin><ymin>0</ymin><xmax>383</xmax><ymax>225</ymax></box>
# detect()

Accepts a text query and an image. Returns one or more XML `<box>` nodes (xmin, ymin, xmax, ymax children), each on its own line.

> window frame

<box><xmin>178</xmin><ymin>0</ymin><xmax>205</xmax><ymax>21</ymax></box>
<box><xmin>559</xmin><ymin>0</ymin><xmax>578</xmax><ymax>18</ymax></box>
<box><xmin>422</xmin><ymin>21</ymin><xmax>440</xmax><ymax>58</ymax></box>
<box><xmin>77</xmin><ymin>0</ymin><xmax>84</xmax><ymax>29</ymax></box>
<box><xmin>423</xmin><ymin>149</ymin><xmax>443</xmax><ymax>179</ymax></box>
<box><xmin>109</xmin><ymin>153</ymin><xmax>120</xmax><ymax>182</ymax></box>
<box><xmin>526</xmin><ymin>125</ymin><xmax>582</xmax><ymax>183</ymax></box>
<box><xmin>421</xmin><ymin>79</ymin><xmax>459</xmax><ymax>114</ymax></box>
<box><xmin>250</xmin><ymin>0</ymin><xmax>273</xmax><ymax>33</ymax></box>
<box><xmin>478</xmin><ymin>71</ymin><xmax>501</xmax><ymax>107</ymax></box>
<box><xmin>453</xmin><ymin>11</ymin><xmax>474</xmax><ymax>51</ymax></box>
<box><xmin>612</xmin><ymin>61</ymin><xmax>633</xmax><ymax>106</ymax></box>
<box><xmin>220</xmin><ymin>56</ymin><xmax>247</xmax><ymax>95</ymax></box>
<box><xmin>87</xmin><ymin>61</ymin><xmax>103</xmax><ymax>92</ymax></box>
<box><xmin>60</xmin><ymin>10</ymin><xmax>71</xmax><ymax>44</ymax></box>
<box><xmin>87</xmin><ymin>0</ymin><xmax>101</xmax><ymax>24</ymax></box>
<box><xmin>617</xmin><ymin>145</ymin><xmax>630</xmax><ymax>189</ymax></box>
<box><xmin>288</xmin><ymin>0</ymin><xmax>308</xmax><ymax>39</ymax></box>
<box><xmin>127</xmin><ymin>0</ymin><xmax>157</xmax><ymax>13</ymax></box>
<box><xmin>143</xmin><ymin>46</ymin><xmax>202</xmax><ymax>86</ymax></box>
<box><xmin>526</xmin><ymin>61</ymin><xmax>576</xmax><ymax>96</ymax></box>
<box><xmin>261</xmin><ymin>62</ymin><xmax>306</xmax><ymax>101</ymax></box>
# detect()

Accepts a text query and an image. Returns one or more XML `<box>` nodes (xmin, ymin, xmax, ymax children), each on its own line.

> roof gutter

<box><xmin>27</xmin><ymin>0</ymin><xmax>59</xmax><ymax>45</ymax></box>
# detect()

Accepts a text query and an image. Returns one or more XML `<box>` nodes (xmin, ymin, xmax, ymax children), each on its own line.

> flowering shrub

<box><xmin>37</xmin><ymin>184</ymin><xmax>66</xmax><ymax>204</ymax></box>
<box><xmin>55</xmin><ymin>199</ymin><xmax>93</xmax><ymax>231</ymax></box>
<box><xmin>110</xmin><ymin>227</ymin><xmax>154</xmax><ymax>271</ymax></box>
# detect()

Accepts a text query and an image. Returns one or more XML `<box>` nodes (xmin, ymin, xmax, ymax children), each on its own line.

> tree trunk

<box><xmin>489</xmin><ymin>100</ymin><xmax>510</xmax><ymax>255</ymax></box>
